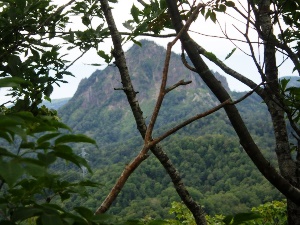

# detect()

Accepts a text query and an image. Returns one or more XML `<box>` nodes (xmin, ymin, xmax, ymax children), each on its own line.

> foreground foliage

<box><xmin>168</xmin><ymin>200</ymin><xmax>287</xmax><ymax>225</ymax></box>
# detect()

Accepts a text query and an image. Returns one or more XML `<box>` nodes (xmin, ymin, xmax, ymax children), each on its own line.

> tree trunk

<box><xmin>256</xmin><ymin>0</ymin><xmax>300</xmax><ymax>223</ymax></box>
<box><xmin>165</xmin><ymin>0</ymin><xmax>300</xmax><ymax>222</ymax></box>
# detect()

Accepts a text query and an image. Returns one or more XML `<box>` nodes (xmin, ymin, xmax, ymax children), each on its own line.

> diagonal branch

<box><xmin>193</xmin><ymin>40</ymin><xmax>265</xmax><ymax>95</ymax></box>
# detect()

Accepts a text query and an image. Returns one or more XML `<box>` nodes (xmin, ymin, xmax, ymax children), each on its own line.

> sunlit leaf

<box><xmin>224</xmin><ymin>48</ymin><xmax>236</xmax><ymax>60</ymax></box>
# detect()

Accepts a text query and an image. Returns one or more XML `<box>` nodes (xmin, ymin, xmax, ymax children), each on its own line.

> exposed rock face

<box><xmin>70</xmin><ymin>40</ymin><xmax>230</xmax><ymax>110</ymax></box>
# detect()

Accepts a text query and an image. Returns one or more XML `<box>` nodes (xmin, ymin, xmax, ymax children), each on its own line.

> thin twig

<box><xmin>144</xmin><ymin>2</ymin><xmax>205</xmax><ymax>142</ymax></box>
<box><xmin>119</xmin><ymin>32</ymin><xmax>176</xmax><ymax>38</ymax></box>
<box><xmin>165</xmin><ymin>80</ymin><xmax>192</xmax><ymax>93</ymax></box>
<box><xmin>181</xmin><ymin>45</ymin><xmax>197</xmax><ymax>72</ymax></box>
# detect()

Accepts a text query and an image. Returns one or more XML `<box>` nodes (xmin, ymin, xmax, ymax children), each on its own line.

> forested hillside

<box><xmin>58</xmin><ymin>40</ymin><xmax>282</xmax><ymax>219</ymax></box>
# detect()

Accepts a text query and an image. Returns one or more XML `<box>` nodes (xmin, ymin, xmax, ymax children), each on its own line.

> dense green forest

<box><xmin>56</xmin><ymin>40</ymin><xmax>283</xmax><ymax>220</ymax></box>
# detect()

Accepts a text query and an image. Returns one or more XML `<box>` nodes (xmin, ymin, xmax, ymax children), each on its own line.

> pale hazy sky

<box><xmin>0</xmin><ymin>0</ymin><xmax>296</xmax><ymax>103</ymax></box>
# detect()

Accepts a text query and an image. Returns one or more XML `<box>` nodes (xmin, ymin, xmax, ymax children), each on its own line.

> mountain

<box><xmin>58</xmin><ymin>40</ymin><xmax>281</xmax><ymax>219</ymax></box>
<box><xmin>59</xmin><ymin>40</ymin><xmax>231</xmax><ymax>143</ymax></box>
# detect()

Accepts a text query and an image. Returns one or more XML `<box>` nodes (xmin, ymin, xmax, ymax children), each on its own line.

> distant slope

<box><xmin>43</xmin><ymin>97</ymin><xmax>70</xmax><ymax>110</ymax></box>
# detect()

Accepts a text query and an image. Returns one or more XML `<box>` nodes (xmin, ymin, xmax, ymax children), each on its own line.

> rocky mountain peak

<box><xmin>71</xmin><ymin>40</ymin><xmax>229</xmax><ymax>110</ymax></box>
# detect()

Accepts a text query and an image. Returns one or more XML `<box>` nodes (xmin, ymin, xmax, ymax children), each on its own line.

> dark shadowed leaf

<box><xmin>54</xmin><ymin>134</ymin><xmax>96</xmax><ymax>146</ymax></box>
<box><xmin>11</xmin><ymin>207</ymin><xmax>43</xmax><ymax>222</ymax></box>
<box><xmin>131</xmin><ymin>4</ymin><xmax>140</xmax><ymax>23</ymax></box>
<box><xmin>74</xmin><ymin>207</ymin><xmax>93</xmax><ymax>220</ymax></box>
<box><xmin>41</xmin><ymin>213</ymin><xmax>64</xmax><ymax>225</ymax></box>
<box><xmin>0</xmin><ymin>160</ymin><xmax>23</xmax><ymax>187</ymax></box>
<box><xmin>37</xmin><ymin>132</ymin><xmax>61</xmax><ymax>145</ymax></box>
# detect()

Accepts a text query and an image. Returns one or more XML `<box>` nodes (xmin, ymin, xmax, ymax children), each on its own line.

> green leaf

<box><xmin>41</xmin><ymin>213</ymin><xmax>64</xmax><ymax>225</ymax></box>
<box><xmin>225</xmin><ymin>1</ymin><xmax>235</xmax><ymax>7</ymax></box>
<box><xmin>97</xmin><ymin>50</ymin><xmax>111</xmax><ymax>64</ymax></box>
<box><xmin>20</xmin><ymin>142</ymin><xmax>35</xmax><ymax>149</ymax></box>
<box><xmin>15</xmin><ymin>0</ymin><xmax>26</xmax><ymax>10</ymax></box>
<box><xmin>4</xmin><ymin>126</ymin><xmax>27</xmax><ymax>141</ymax></box>
<box><xmin>91</xmin><ymin>214</ymin><xmax>117</xmax><ymax>223</ymax></box>
<box><xmin>30</xmin><ymin>48</ymin><xmax>40</xmax><ymax>60</ymax></box>
<box><xmin>24</xmin><ymin>162</ymin><xmax>47</xmax><ymax>177</ymax></box>
<box><xmin>81</xmin><ymin>15</ymin><xmax>90</xmax><ymax>26</ymax></box>
<box><xmin>219</xmin><ymin>4</ymin><xmax>227</xmax><ymax>12</ymax></box>
<box><xmin>54</xmin><ymin>134</ymin><xmax>96</xmax><ymax>146</ymax></box>
<box><xmin>223</xmin><ymin>215</ymin><xmax>233</xmax><ymax>225</ymax></box>
<box><xmin>11</xmin><ymin>207</ymin><xmax>43</xmax><ymax>222</ymax></box>
<box><xmin>74</xmin><ymin>207</ymin><xmax>93</xmax><ymax>220</ymax></box>
<box><xmin>0</xmin><ymin>115</ymin><xmax>23</xmax><ymax>127</ymax></box>
<box><xmin>231</xmin><ymin>212</ymin><xmax>262</xmax><ymax>225</ymax></box>
<box><xmin>53</xmin><ymin>151</ymin><xmax>85</xmax><ymax>169</ymax></box>
<box><xmin>37</xmin><ymin>152</ymin><xmax>57</xmax><ymax>166</ymax></box>
<box><xmin>210</xmin><ymin>11</ymin><xmax>217</xmax><ymax>23</ymax></box>
<box><xmin>44</xmin><ymin>84</ymin><xmax>53</xmax><ymax>97</ymax></box>
<box><xmin>59</xmin><ymin>192</ymin><xmax>70</xmax><ymax>201</ymax></box>
<box><xmin>224</xmin><ymin>48</ymin><xmax>236</xmax><ymax>60</ymax></box>
<box><xmin>131</xmin><ymin>4</ymin><xmax>140</xmax><ymax>23</ymax></box>
<box><xmin>0</xmin><ymin>160</ymin><xmax>23</xmax><ymax>187</ymax></box>
<box><xmin>8</xmin><ymin>55</ymin><xmax>22</xmax><ymax>76</ymax></box>
<box><xmin>53</xmin><ymin>144</ymin><xmax>73</xmax><ymax>153</ymax></box>
<box><xmin>280</xmin><ymin>78</ymin><xmax>290</xmax><ymax>91</ymax></box>
<box><xmin>0</xmin><ymin>131</ymin><xmax>13</xmax><ymax>143</ymax></box>
<box><xmin>37</xmin><ymin>132</ymin><xmax>61</xmax><ymax>145</ymax></box>
<box><xmin>78</xmin><ymin>180</ymin><xmax>100</xmax><ymax>187</ymax></box>
<box><xmin>0</xmin><ymin>77</ymin><xmax>28</xmax><ymax>88</ymax></box>
<box><xmin>0</xmin><ymin>147</ymin><xmax>17</xmax><ymax>158</ymax></box>
<box><xmin>132</xmin><ymin>39</ymin><xmax>142</xmax><ymax>47</ymax></box>
<box><xmin>147</xmin><ymin>220</ymin><xmax>169</xmax><ymax>225</ymax></box>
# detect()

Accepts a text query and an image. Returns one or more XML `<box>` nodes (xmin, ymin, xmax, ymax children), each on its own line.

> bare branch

<box><xmin>151</xmin><ymin>99</ymin><xmax>231</xmax><ymax>146</ymax></box>
<box><xmin>119</xmin><ymin>32</ymin><xmax>176</xmax><ymax>38</ymax></box>
<box><xmin>189</xmin><ymin>29</ymin><xmax>259</xmax><ymax>44</ymax></box>
<box><xmin>165</xmin><ymin>80</ymin><xmax>192</xmax><ymax>93</ymax></box>
<box><xmin>193</xmin><ymin>40</ymin><xmax>263</xmax><ymax>93</ymax></box>
<box><xmin>230</xmin><ymin>81</ymin><xmax>265</xmax><ymax>104</ymax></box>
<box><xmin>233</xmin><ymin>24</ymin><xmax>266</xmax><ymax>82</ymax></box>
<box><xmin>181</xmin><ymin>46</ymin><xmax>197</xmax><ymax>72</ymax></box>
<box><xmin>152</xmin><ymin>82</ymin><xmax>264</xmax><ymax>147</ymax></box>
<box><xmin>96</xmin><ymin>147</ymin><xmax>149</xmax><ymax>213</ymax></box>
